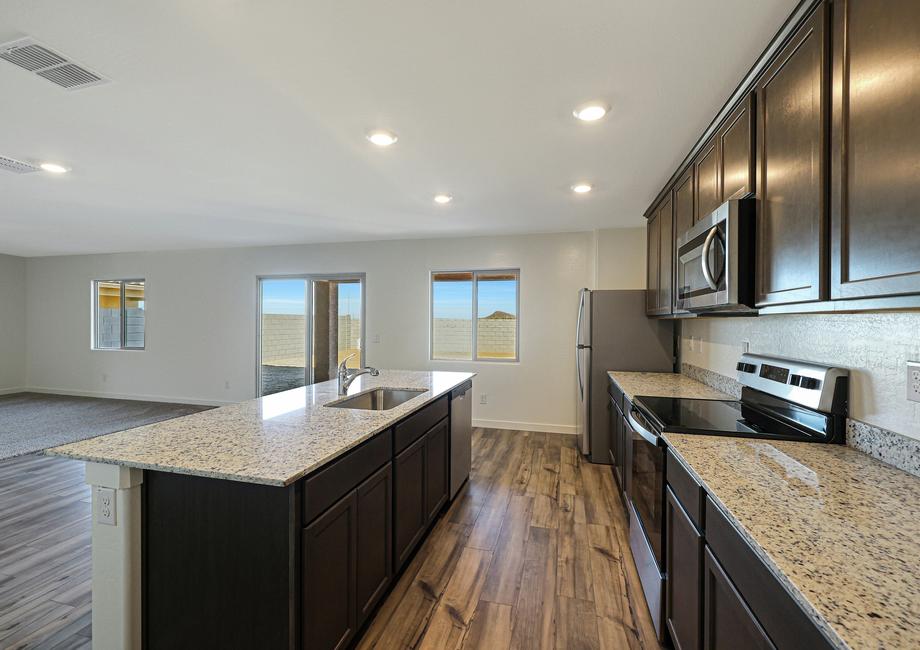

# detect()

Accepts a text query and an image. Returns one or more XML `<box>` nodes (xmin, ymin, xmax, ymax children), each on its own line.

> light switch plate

<box><xmin>96</xmin><ymin>486</ymin><xmax>116</xmax><ymax>526</ymax></box>
<box><xmin>908</xmin><ymin>361</ymin><xmax>920</xmax><ymax>403</ymax></box>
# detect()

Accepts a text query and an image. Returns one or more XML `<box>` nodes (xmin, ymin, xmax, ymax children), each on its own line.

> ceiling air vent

<box><xmin>0</xmin><ymin>155</ymin><xmax>40</xmax><ymax>174</ymax></box>
<box><xmin>0</xmin><ymin>37</ymin><xmax>109</xmax><ymax>91</ymax></box>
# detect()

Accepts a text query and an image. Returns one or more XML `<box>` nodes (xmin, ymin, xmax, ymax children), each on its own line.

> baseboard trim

<box><xmin>22</xmin><ymin>386</ymin><xmax>232</xmax><ymax>408</ymax></box>
<box><xmin>473</xmin><ymin>419</ymin><xmax>576</xmax><ymax>435</ymax></box>
<box><xmin>0</xmin><ymin>387</ymin><xmax>26</xmax><ymax>396</ymax></box>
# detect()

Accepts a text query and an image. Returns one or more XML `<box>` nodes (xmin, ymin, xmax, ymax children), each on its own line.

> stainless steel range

<box><xmin>624</xmin><ymin>354</ymin><xmax>849</xmax><ymax>639</ymax></box>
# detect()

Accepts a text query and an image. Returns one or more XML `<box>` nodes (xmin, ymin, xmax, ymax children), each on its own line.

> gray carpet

<box><xmin>0</xmin><ymin>392</ymin><xmax>213</xmax><ymax>460</ymax></box>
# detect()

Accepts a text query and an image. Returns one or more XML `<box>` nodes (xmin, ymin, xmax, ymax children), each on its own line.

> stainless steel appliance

<box><xmin>624</xmin><ymin>354</ymin><xmax>849</xmax><ymax>640</ymax></box>
<box><xmin>575</xmin><ymin>289</ymin><xmax>674</xmax><ymax>463</ymax></box>
<box><xmin>676</xmin><ymin>198</ymin><xmax>756</xmax><ymax>312</ymax></box>
<box><xmin>450</xmin><ymin>380</ymin><xmax>473</xmax><ymax>499</ymax></box>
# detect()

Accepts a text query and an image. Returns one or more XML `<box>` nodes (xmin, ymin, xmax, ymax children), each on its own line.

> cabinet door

<box><xmin>303</xmin><ymin>492</ymin><xmax>357</xmax><ymax>650</ymax></box>
<box><xmin>646</xmin><ymin>212</ymin><xmax>660</xmax><ymax>314</ymax></box>
<box><xmin>719</xmin><ymin>94</ymin><xmax>755</xmax><ymax>201</ymax></box>
<box><xmin>355</xmin><ymin>463</ymin><xmax>393</xmax><ymax>627</ymax></box>
<box><xmin>702</xmin><ymin>547</ymin><xmax>775</xmax><ymax>650</ymax></box>
<box><xmin>394</xmin><ymin>434</ymin><xmax>427</xmax><ymax>570</ymax></box>
<box><xmin>666</xmin><ymin>488</ymin><xmax>703</xmax><ymax>650</ymax></box>
<box><xmin>694</xmin><ymin>136</ymin><xmax>721</xmax><ymax>222</ymax></box>
<box><xmin>830</xmin><ymin>0</ymin><xmax>920</xmax><ymax>299</ymax></box>
<box><xmin>425</xmin><ymin>420</ymin><xmax>449</xmax><ymax>523</ymax></box>
<box><xmin>658</xmin><ymin>195</ymin><xmax>674</xmax><ymax>315</ymax></box>
<box><xmin>672</xmin><ymin>168</ymin><xmax>694</xmax><ymax>314</ymax></box>
<box><xmin>755</xmin><ymin>5</ymin><xmax>829</xmax><ymax>306</ymax></box>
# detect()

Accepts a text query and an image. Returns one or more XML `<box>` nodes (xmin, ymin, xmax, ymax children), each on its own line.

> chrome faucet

<box><xmin>337</xmin><ymin>353</ymin><xmax>379</xmax><ymax>394</ymax></box>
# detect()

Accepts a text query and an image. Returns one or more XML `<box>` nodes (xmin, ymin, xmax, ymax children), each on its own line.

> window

<box><xmin>431</xmin><ymin>269</ymin><xmax>519</xmax><ymax>361</ymax></box>
<box><xmin>93</xmin><ymin>280</ymin><xmax>145</xmax><ymax>350</ymax></box>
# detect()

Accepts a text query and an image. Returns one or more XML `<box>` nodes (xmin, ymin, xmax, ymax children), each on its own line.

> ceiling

<box><xmin>0</xmin><ymin>0</ymin><xmax>797</xmax><ymax>257</ymax></box>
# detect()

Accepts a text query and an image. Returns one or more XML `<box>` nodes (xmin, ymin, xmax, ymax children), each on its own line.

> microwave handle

<box><xmin>701</xmin><ymin>226</ymin><xmax>719</xmax><ymax>291</ymax></box>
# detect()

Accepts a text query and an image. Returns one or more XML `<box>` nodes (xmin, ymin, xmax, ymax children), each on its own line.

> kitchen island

<box><xmin>48</xmin><ymin>370</ymin><xmax>475</xmax><ymax>650</ymax></box>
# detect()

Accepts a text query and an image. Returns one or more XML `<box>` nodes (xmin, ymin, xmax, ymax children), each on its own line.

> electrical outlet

<box><xmin>480</xmin><ymin>393</ymin><xmax>487</xmax><ymax>405</ymax></box>
<box><xmin>742</xmin><ymin>340</ymin><xmax>751</xmax><ymax>354</ymax></box>
<box><xmin>224</xmin><ymin>380</ymin><xmax>230</xmax><ymax>390</ymax></box>
<box><xmin>373</xmin><ymin>334</ymin><xmax>381</xmax><ymax>344</ymax></box>
<box><xmin>96</xmin><ymin>487</ymin><xmax>116</xmax><ymax>526</ymax></box>
<box><xmin>908</xmin><ymin>361</ymin><xmax>920</xmax><ymax>403</ymax></box>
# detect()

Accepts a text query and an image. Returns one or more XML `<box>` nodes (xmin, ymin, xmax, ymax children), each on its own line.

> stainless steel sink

<box><xmin>326</xmin><ymin>388</ymin><xmax>426</xmax><ymax>411</ymax></box>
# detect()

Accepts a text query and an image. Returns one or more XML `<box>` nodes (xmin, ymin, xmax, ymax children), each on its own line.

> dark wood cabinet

<box><xmin>719</xmin><ymin>94</ymin><xmax>755</xmax><ymax>201</ymax></box>
<box><xmin>394</xmin><ymin>433</ymin><xmax>427</xmax><ymax>570</ymax></box>
<box><xmin>666</xmin><ymin>488</ymin><xmax>703</xmax><ymax>650</ymax></box>
<box><xmin>303</xmin><ymin>491</ymin><xmax>358</xmax><ymax>650</ymax></box>
<box><xmin>425</xmin><ymin>419</ymin><xmax>449</xmax><ymax>522</ymax></box>
<box><xmin>355</xmin><ymin>463</ymin><xmax>393</xmax><ymax>627</ymax></box>
<box><xmin>672</xmin><ymin>167</ymin><xmax>694</xmax><ymax>313</ymax></box>
<box><xmin>702</xmin><ymin>546</ymin><xmax>775</xmax><ymax>650</ymax></box>
<box><xmin>693</xmin><ymin>136</ymin><xmax>721</xmax><ymax>222</ymax></box>
<box><xmin>646</xmin><ymin>210</ymin><xmax>660</xmax><ymax>314</ymax></box>
<box><xmin>755</xmin><ymin>4</ymin><xmax>829</xmax><ymax>307</ymax></box>
<box><xmin>830</xmin><ymin>0</ymin><xmax>920</xmax><ymax>299</ymax></box>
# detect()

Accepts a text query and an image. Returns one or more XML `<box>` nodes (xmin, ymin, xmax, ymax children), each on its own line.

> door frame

<box><xmin>256</xmin><ymin>273</ymin><xmax>367</xmax><ymax>396</ymax></box>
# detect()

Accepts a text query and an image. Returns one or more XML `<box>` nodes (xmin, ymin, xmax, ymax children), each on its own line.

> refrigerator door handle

<box><xmin>576</xmin><ymin>347</ymin><xmax>584</xmax><ymax>398</ymax></box>
<box><xmin>576</xmin><ymin>289</ymin><xmax>586</xmax><ymax>347</ymax></box>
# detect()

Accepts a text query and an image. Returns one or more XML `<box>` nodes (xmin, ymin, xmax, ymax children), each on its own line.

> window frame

<box><xmin>91</xmin><ymin>279</ymin><xmax>146</xmax><ymax>351</ymax></box>
<box><xmin>429</xmin><ymin>268</ymin><xmax>520</xmax><ymax>363</ymax></box>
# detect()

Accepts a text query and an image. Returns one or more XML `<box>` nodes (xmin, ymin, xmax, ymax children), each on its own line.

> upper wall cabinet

<box><xmin>718</xmin><ymin>93</ymin><xmax>755</xmax><ymax>202</ymax></box>
<box><xmin>830</xmin><ymin>0</ymin><xmax>920</xmax><ymax>299</ymax></box>
<box><xmin>755</xmin><ymin>4</ymin><xmax>829</xmax><ymax>307</ymax></box>
<box><xmin>647</xmin><ymin>210</ymin><xmax>660</xmax><ymax>314</ymax></box>
<box><xmin>646</xmin><ymin>196</ymin><xmax>674</xmax><ymax>317</ymax></box>
<box><xmin>693</xmin><ymin>136</ymin><xmax>721</xmax><ymax>223</ymax></box>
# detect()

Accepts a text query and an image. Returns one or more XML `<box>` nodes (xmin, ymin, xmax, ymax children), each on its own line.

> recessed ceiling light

<box><xmin>367</xmin><ymin>130</ymin><xmax>398</xmax><ymax>147</ymax></box>
<box><xmin>571</xmin><ymin>183</ymin><xmax>592</xmax><ymax>194</ymax></box>
<box><xmin>573</xmin><ymin>103</ymin><xmax>608</xmax><ymax>122</ymax></box>
<box><xmin>40</xmin><ymin>162</ymin><xmax>69</xmax><ymax>174</ymax></box>
<box><xmin>434</xmin><ymin>194</ymin><xmax>453</xmax><ymax>204</ymax></box>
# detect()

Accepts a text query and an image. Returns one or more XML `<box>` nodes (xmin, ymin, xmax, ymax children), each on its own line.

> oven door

<box><xmin>677</xmin><ymin>218</ymin><xmax>727</xmax><ymax>311</ymax></box>
<box><xmin>627</xmin><ymin>407</ymin><xmax>665</xmax><ymax>566</ymax></box>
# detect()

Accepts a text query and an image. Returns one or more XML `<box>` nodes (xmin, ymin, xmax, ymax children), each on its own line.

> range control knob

<box><xmin>790</xmin><ymin>374</ymin><xmax>821</xmax><ymax>390</ymax></box>
<box><xmin>736</xmin><ymin>362</ymin><xmax>757</xmax><ymax>374</ymax></box>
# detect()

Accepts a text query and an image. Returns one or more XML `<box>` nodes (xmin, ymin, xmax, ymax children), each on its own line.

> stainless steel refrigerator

<box><xmin>576</xmin><ymin>289</ymin><xmax>674</xmax><ymax>463</ymax></box>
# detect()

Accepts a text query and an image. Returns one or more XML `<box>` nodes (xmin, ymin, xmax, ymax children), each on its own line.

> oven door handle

<box><xmin>701</xmin><ymin>226</ymin><xmax>719</xmax><ymax>291</ymax></box>
<box><xmin>627</xmin><ymin>408</ymin><xmax>660</xmax><ymax>446</ymax></box>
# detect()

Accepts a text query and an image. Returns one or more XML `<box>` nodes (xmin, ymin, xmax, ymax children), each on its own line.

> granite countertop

<box><xmin>47</xmin><ymin>370</ymin><xmax>474</xmax><ymax>487</ymax></box>
<box><xmin>607</xmin><ymin>370</ymin><xmax>733</xmax><ymax>402</ymax></box>
<box><xmin>664</xmin><ymin>432</ymin><xmax>920</xmax><ymax>650</ymax></box>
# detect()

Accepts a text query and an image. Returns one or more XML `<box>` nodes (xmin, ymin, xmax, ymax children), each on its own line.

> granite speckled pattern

<box><xmin>680</xmin><ymin>362</ymin><xmax>743</xmax><ymax>399</ymax></box>
<box><xmin>607</xmin><ymin>371</ymin><xmax>732</xmax><ymax>402</ymax></box>
<box><xmin>46</xmin><ymin>370</ymin><xmax>474</xmax><ymax>486</ymax></box>
<box><xmin>847</xmin><ymin>419</ymin><xmax>920</xmax><ymax>479</ymax></box>
<box><xmin>664</xmin><ymin>432</ymin><xmax>920</xmax><ymax>650</ymax></box>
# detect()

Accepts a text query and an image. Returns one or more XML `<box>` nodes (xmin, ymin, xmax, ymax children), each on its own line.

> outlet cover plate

<box><xmin>909</xmin><ymin>362</ymin><xmax>920</xmax><ymax>403</ymax></box>
<box><xmin>96</xmin><ymin>486</ymin><xmax>116</xmax><ymax>525</ymax></box>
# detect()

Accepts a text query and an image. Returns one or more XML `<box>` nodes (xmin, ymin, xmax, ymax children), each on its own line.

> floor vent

<box><xmin>0</xmin><ymin>37</ymin><xmax>109</xmax><ymax>91</ymax></box>
<box><xmin>0</xmin><ymin>155</ymin><xmax>40</xmax><ymax>174</ymax></box>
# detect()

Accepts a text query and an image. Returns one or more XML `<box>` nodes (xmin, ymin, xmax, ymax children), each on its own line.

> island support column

<box><xmin>85</xmin><ymin>462</ymin><xmax>144</xmax><ymax>650</ymax></box>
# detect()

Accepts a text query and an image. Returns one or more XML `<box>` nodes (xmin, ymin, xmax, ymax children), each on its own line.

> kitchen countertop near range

<box><xmin>607</xmin><ymin>370</ymin><xmax>733</xmax><ymax>402</ymax></box>
<box><xmin>47</xmin><ymin>370</ymin><xmax>474</xmax><ymax>487</ymax></box>
<box><xmin>664</xmin><ymin>432</ymin><xmax>920</xmax><ymax>650</ymax></box>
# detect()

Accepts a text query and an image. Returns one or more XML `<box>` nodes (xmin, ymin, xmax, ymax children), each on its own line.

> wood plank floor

<box><xmin>0</xmin><ymin>453</ymin><xmax>92</xmax><ymax>649</ymax></box>
<box><xmin>357</xmin><ymin>428</ymin><xmax>661</xmax><ymax>650</ymax></box>
<box><xmin>0</xmin><ymin>429</ymin><xmax>660</xmax><ymax>649</ymax></box>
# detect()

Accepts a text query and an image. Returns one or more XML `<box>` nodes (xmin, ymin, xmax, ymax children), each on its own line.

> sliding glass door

<box><xmin>258</xmin><ymin>275</ymin><xmax>364</xmax><ymax>396</ymax></box>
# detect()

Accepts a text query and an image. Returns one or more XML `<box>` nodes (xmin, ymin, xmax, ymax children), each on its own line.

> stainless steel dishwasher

<box><xmin>450</xmin><ymin>381</ymin><xmax>473</xmax><ymax>499</ymax></box>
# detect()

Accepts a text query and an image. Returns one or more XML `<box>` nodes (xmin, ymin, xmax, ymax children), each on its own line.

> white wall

<box><xmin>0</xmin><ymin>253</ymin><xmax>27</xmax><ymax>393</ymax></box>
<box><xmin>24</xmin><ymin>232</ymin><xmax>592</xmax><ymax>433</ymax></box>
<box><xmin>591</xmin><ymin>227</ymin><xmax>647</xmax><ymax>290</ymax></box>
<box><xmin>683</xmin><ymin>313</ymin><xmax>920</xmax><ymax>441</ymax></box>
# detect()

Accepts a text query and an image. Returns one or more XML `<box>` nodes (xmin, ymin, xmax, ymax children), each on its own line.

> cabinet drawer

<box><xmin>667</xmin><ymin>449</ymin><xmax>704</xmax><ymax>531</ymax></box>
<box><xmin>705</xmin><ymin>498</ymin><xmax>834</xmax><ymax>650</ymax></box>
<box><xmin>394</xmin><ymin>396</ymin><xmax>448</xmax><ymax>453</ymax></box>
<box><xmin>303</xmin><ymin>430</ymin><xmax>392</xmax><ymax>524</ymax></box>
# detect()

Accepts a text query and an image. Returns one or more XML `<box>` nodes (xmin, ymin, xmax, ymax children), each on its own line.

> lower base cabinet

<box><xmin>304</xmin><ymin>463</ymin><xmax>393</xmax><ymax>650</ymax></box>
<box><xmin>425</xmin><ymin>420</ymin><xmax>449</xmax><ymax>520</ymax></box>
<box><xmin>665</xmin><ymin>488</ymin><xmax>703</xmax><ymax>650</ymax></box>
<box><xmin>703</xmin><ymin>546</ymin><xmax>775</xmax><ymax>650</ymax></box>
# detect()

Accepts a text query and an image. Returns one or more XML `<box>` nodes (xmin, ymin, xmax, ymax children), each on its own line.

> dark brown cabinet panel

<box><xmin>755</xmin><ymin>5</ymin><xmax>829</xmax><ymax>307</ymax></box>
<box><xmin>719</xmin><ymin>94</ymin><xmax>755</xmax><ymax>201</ymax></box>
<box><xmin>830</xmin><ymin>0</ymin><xmax>920</xmax><ymax>299</ymax></box>
<box><xmin>394</xmin><ymin>433</ymin><xmax>427</xmax><ymax>570</ymax></box>
<box><xmin>647</xmin><ymin>211</ymin><xmax>660</xmax><ymax>314</ymax></box>
<box><xmin>425</xmin><ymin>419</ymin><xmax>449</xmax><ymax>522</ymax></box>
<box><xmin>703</xmin><ymin>546</ymin><xmax>774</xmax><ymax>650</ymax></box>
<box><xmin>673</xmin><ymin>168</ymin><xmax>695</xmax><ymax>247</ymax></box>
<box><xmin>666</xmin><ymin>488</ymin><xmax>703</xmax><ymax>650</ymax></box>
<box><xmin>658</xmin><ymin>195</ymin><xmax>674</xmax><ymax>313</ymax></box>
<box><xmin>694</xmin><ymin>137</ymin><xmax>721</xmax><ymax>222</ymax></box>
<box><xmin>355</xmin><ymin>463</ymin><xmax>393</xmax><ymax>627</ymax></box>
<box><xmin>303</xmin><ymin>492</ymin><xmax>357</xmax><ymax>650</ymax></box>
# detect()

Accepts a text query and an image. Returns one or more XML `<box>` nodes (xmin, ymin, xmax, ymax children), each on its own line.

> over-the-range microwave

<box><xmin>676</xmin><ymin>198</ymin><xmax>756</xmax><ymax>312</ymax></box>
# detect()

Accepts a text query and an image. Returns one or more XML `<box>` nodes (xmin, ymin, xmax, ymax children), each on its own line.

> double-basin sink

<box><xmin>325</xmin><ymin>388</ymin><xmax>426</xmax><ymax>411</ymax></box>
